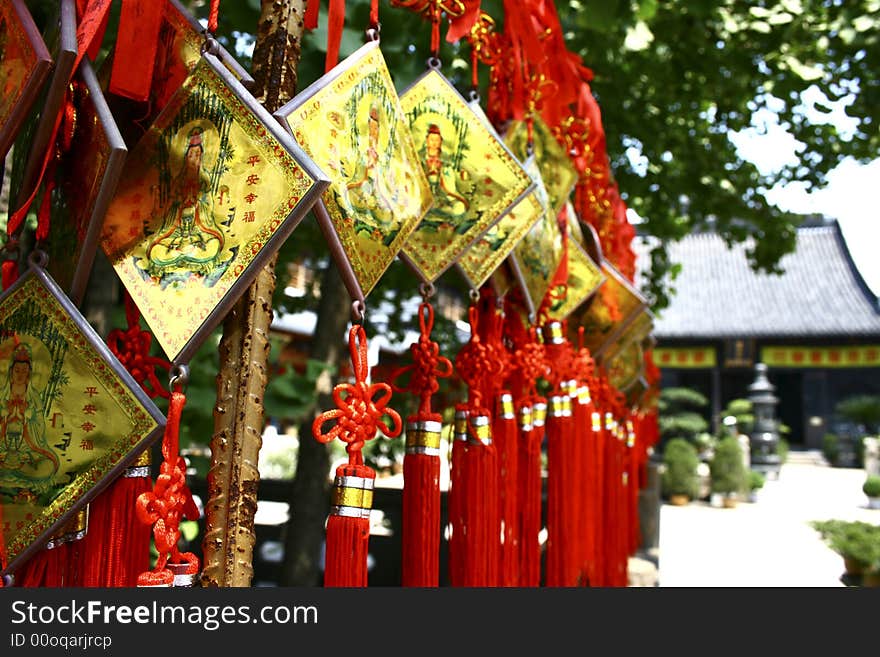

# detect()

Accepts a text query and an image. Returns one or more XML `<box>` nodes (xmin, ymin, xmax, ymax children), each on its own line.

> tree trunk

<box><xmin>280</xmin><ymin>264</ymin><xmax>350</xmax><ymax>586</ymax></box>
<box><xmin>200</xmin><ymin>0</ymin><xmax>307</xmax><ymax>588</ymax></box>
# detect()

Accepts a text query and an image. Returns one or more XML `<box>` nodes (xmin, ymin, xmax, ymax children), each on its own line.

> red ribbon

<box><xmin>109</xmin><ymin>0</ymin><xmax>164</xmax><ymax>102</ymax></box>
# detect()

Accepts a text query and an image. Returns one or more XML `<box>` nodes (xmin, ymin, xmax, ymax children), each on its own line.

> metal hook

<box><xmin>365</xmin><ymin>24</ymin><xmax>381</xmax><ymax>42</ymax></box>
<box><xmin>419</xmin><ymin>281</ymin><xmax>435</xmax><ymax>300</ymax></box>
<box><xmin>469</xmin><ymin>288</ymin><xmax>480</xmax><ymax>304</ymax></box>
<box><xmin>27</xmin><ymin>249</ymin><xmax>49</xmax><ymax>270</ymax></box>
<box><xmin>169</xmin><ymin>363</ymin><xmax>190</xmax><ymax>392</ymax></box>
<box><xmin>201</xmin><ymin>35</ymin><xmax>221</xmax><ymax>56</ymax></box>
<box><xmin>351</xmin><ymin>299</ymin><xmax>366</xmax><ymax>324</ymax></box>
<box><xmin>426</xmin><ymin>56</ymin><xmax>442</xmax><ymax>71</ymax></box>
<box><xmin>468</xmin><ymin>88</ymin><xmax>481</xmax><ymax>104</ymax></box>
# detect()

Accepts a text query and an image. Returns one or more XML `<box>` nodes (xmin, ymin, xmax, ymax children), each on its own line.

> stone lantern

<box><xmin>748</xmin><ymin>362</ymin><xmax>782</xmax><ymax>479</ymax></box>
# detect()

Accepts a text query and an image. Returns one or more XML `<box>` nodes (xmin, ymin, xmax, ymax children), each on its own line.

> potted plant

<box><xmin>747</xmin><ymin>470</ymin><xmax>765</xmax><ymax>503</ymax></box>
<box><xmin>863</xmin><ymin>474</ymin><xmax>880</xmax><ymax>510</ymax></box>
<box><xmin>661</xmin><ymin>438</ymin><xmax>700</xmax><ymax>505</ymax></box>
<box><xmin>811</xmin><ymin>519</ymin><xmax>880</xmax><ymax>583</ymax></box>
<box><xmin>709</xmin><ymin>435</ymin><xmax>746</xmax><ymax>508</ymax></box>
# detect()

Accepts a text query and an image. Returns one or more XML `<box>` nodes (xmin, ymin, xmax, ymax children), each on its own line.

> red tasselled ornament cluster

<box><xmin>390</xmin><ymin>302</ymin><xmax>453</xmax><ymax>586</ymax></box>
<box><xmin>313</xmin><ymin>325</ymin><xmax>402</xmax><ymax>587</ymax></box>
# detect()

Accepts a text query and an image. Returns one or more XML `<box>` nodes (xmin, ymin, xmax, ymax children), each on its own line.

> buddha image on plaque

<box><xmin>0</xmin><ymin>269</ymin><xmax>163</xmax><ymax>573</ymax></box>
<box><xmin>276</xmin><ymin>41</ymin><xmax>431</xmax><ymax>297</ymax></box>
<box><xmin>0</xmin><ymin>340</ymin><xmax>58</xmax><ymax>489</ymax></box>
<box><xmin>102</xmin><ymin>54</ymin><xmax>326</xmax><ymax>363</ymax></box>
<box><xmin>399</xmin><ymin>69</ymin><xmax>533</xmax><ymax>282</ymax></box>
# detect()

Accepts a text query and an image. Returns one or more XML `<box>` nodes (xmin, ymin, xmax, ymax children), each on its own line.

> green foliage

<box><xmin>659</xmin><ymin>387</ymin><xmax>709</xmax><ymax>412</ymax></box>
<box><xmin>863</xmin><ymin>475</ymin><xmax>880</xmax><ymax>499</ymax></box>
<box><xmin>661</xmin><ymin>438</ymin><xmax>700</xmax><ymax>498</ymax></box>
<box><xmin>836</xmin><ymin>395</ymin><xmax>880</xmax><ymax>434</ymax></box>
<box><xmin>709</xmin><ymin>436</ymin><xmax>746</xmax><ymax>495</ymax></box>
<box><xmin>720</xmin><ymin>398</ymin><xmax>754</xmax><ymax>435</ymax></box>
<box><xmin>263</xmin><ymin>352</ymin><xmax>335</xmax><ymax>424</ymax></box>
<box><xmin>558</xmin><ymin>1</ymin><xmax>880</xmax><ymax>312</ymax></box>
<box><xmin>777</xmin><ymin>438</ymin><xmax>789</xmax><ymax>464</ymax></box>
<box><xmin>822</xmin><ymin>433</ymin><xmax>839</xmax><ymax>465</ymax></box>
<box><xmin>659</xmin><ymin>387</ymin><xmax>709</xmax><ymax>446</ymax></box>
<box><xmin>748</xmin><ymin>469</ymin><xmax>766</xmax><ymax>492</ymax></box>
<box><xmin>811</xmin><ymin>520</ymin><xmax>880</xmax><ymax>572</ymax></box>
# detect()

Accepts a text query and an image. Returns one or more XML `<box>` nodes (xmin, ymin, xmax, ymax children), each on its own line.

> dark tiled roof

<box><xmin>636</xmin><ymin>221</ymin><xmax>880</xmax><ymax>339</ymax></box>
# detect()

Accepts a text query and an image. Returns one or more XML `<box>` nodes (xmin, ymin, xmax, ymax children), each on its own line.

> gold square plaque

<box><xmin>509</xmin><ymin>157</ymin><xmax>561</xmax><ymax>314</ymax></box>
<box><xmin>0</xmin><ymin>261</ymin><xmax>164</xmax><ymax>576</ymax></box>
<box><xmin>457</xmin><ymin>152</ymin><xmax>543</xmax><ymax>290</ymax></box>
<box><xmin>569</xmin><ymin>259</ymin><xmax>647</xmax><ymax>356</ymax></box>
<box><xmin>0</xmin><ymin>0</ymin><xmax>51</xmax><ymax>161</ymax></box>
<box><xmin>399</xmin><ymin>68</ymin><xmax>534</xmax><ymax>283</ymax></box>
<box><xmin>505</xmin><ymin>116</ymin><xmax>578</xmax><ymax>221</ymax></box>
<box><xmin>275</xmin><ymin>40</ymin><xmax>432</xmax><ymax>299</ymax></box>
<box><xmin>100</xmin><ymin>52</ymin><xmax>328</xmax><ymax>364</ymax></box>
<box><xmin>597</xmin><ymin>307</ymin><xmax>654</xmax><ymax>364</ymax></box>
<box><xmin>546</xmin><ymin>235</ymin><xmax>605</xmax><ymax>322</ymax></box>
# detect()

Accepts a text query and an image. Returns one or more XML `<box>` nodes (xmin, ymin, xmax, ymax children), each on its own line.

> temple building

<box><xmin>638</xmin><ymin>219</ymin><xmax>880</xmax><ymax>449</ymax></box>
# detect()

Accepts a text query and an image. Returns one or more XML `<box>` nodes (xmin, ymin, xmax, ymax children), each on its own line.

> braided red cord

<box><xmin>136</xmin><ymin>390</ymin><xmax>199</xmax><ymax>586</ymax></box>
<box><xmin>313</xmin><ymin>325</ymin><xmax>402</xmax><ymax>464</ymax></box>
<box><xmin>390</xmin><ymin>302</ymin><xmax>453</xmax><ymax>415</ymax></box>
<box><xmin>454</xmin><ymin>306</ymin><xmax>500</xmax><ymax>413</ymax></box>
<box><xmin>208</xmin><ymin>0</ymin><xmax>221</xmax><ymax>34</ymax></box>
<box><xmin>106</xmin><ymin>293</ymin><xmax>170</xmax><ymax>399</ymax></box>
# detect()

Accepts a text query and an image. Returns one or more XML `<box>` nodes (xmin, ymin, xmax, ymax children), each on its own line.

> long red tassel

<box><xmin>325</xmin><ymin>463</ymin><xmax>375</xmax><ymax>587</ymax></box>
<box><xmin>592</xmin><ymin>386</ymin><xmax>608</xmax><ymax>585</ymax></box>
<box><xmin>453</xmin><ymin>306</ymin><xmax>501</xmax><ymax>587</ymax></box>
<box><xmin>541</xmin><ymin>321</ymin><xmax>580</xmax><ymax>587</ymax></box>
<box><xmin>313</xmin><ymin>325</ymin><xmax>402</xmax><ymax>587</ymax></box>
<box><xmin>575</xmin><ymin>380</ymin><xmax>599</xmax><ymax>585</ymax></box>
<box><xmin>80</xmin><ymin>451</ymin><xmax>152</xmax><ymax>587</ymax></box>
<box><xmin>494</xmin><ymin>392</ymin><xmax>519</xmax><ymax>586</ymax></box>
<box><xmin>392</xmin><ymin>301</ymin><xmax>452</xmax><ymax>587</ymax></box>
<box><xmin>448</xmin><ymin>407</ymin><xmax>469</xmax><ymax>586</ymax></box>
<box><xmin>466</xmin><ymin>410</ymin><xmax>499</xmax><ymax>587</ymax></box>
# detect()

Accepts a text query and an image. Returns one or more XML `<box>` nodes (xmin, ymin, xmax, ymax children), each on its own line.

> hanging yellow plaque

<box><xmin>101</xmin><ymin>53</ymin><xmax>328</xmax><ymax>364</ymax></box>
<box><xmin>0</xmin><ymin>260</ymin><xmax>164</xmax><ymax>576</ymax></box>
<box><xmin>505</xmin><ymin>116</ymin><xmax>577</xmax><ymax>221</ymax></box>
<box><xmin>276</xmin><ymin>40</ymin><xmax>432</xmax><ymax>298</ymax></box>
<box><xmin>399</xmin><ymin>67</ymin><xmax>534</xmax><ymax>283</ymax></box>
<box><xmin>510</xmin><ymin>157</ymin><xmax>561</xmax><ymax>315</ymax></box>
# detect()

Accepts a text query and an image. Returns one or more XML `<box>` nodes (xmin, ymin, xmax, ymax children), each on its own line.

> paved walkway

<box><xmin>656</xmin><ymin>451</ymin><xmax>880</xmax><ymax>587</ymax></box>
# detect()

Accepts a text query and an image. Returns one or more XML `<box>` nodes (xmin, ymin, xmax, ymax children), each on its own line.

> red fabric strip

<box><xmin>304</xmin><ymin>0</ymin><xmax>320</xmax><ymax>30</ymax></box>
<box><xmin>109</xmin><ymin>0</ymin><xmax>165</xmax><ymax>102</ymax></box>
<box><xmin>325</xmin><ymin>0</ymin><xmax>346</xmax><ymax>72</ymax></box>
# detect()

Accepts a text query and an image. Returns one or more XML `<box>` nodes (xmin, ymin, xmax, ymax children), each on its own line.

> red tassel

<box><xmin>313</xmin><ymin>326</ymin><xmax>402</xmax><ymax>587</ymax></box>
<box><xmin>518</xmin><ymin>398</ymin><xmax>544</xmax><ymax>586</ymax></box>
<box><xmin>136</xmin><ymin>390</ymin><xmax>200</xmax><ymax>587</ymax></box>
<box><xmin>464</xmin><ymin>410</ymin><xmax>499</xmax><ymax>587</ymax></box>
<box><xmin>447</xmin><ymin>408</ymin><xmax>468</xmax><ymax>586</ymax></box>
<box><xmin>591</xmin><ymin>393</ymin><xmax>607</xmax><ymax>585</ymax></box>
<box><xmin>401</xmin><ymin>415</ymin><xmax>442</xmax><ymax>586</ymax></box>
<box><xmin>453</xmin><ymin>307</ymin><xmax>502</xmax><ymax>587</ymax></box>
<box><xmin>495</xmin><ymin>392</ymin><xmax>519</xmax><ymax>587</ymax></box>
<box><xmin>391</xmin><ymin>302</ymin><xmax>452</xmax><ymax>587</ymax></box>
<box><xmin>546</xmin><ymin>391</ymin><xmax>579</xmax><ymax>586</ymax></box>
<box><xmin>575</xmin><ymin>381</ymin><xmax>599</xmax><ymax>585</ymax></box>
<box><xmin>324</xmin><ymin>463</ymin><xmax>374</xmax><ymax>587</ymax></box>
<box><xmin>80</xmin><ymin>452</ymin><xmax>152</xmax><ymax>587</ymax></box>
